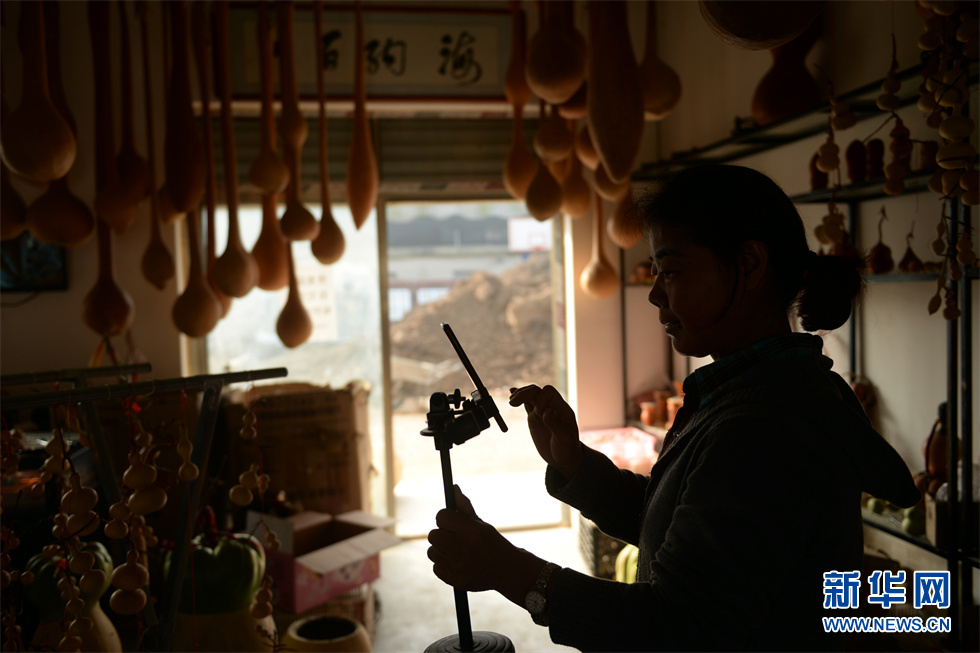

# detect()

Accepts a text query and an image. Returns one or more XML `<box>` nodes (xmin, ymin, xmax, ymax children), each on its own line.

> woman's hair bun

<box><xmin>797</xmin><ymin>252</ymin><xmax>866</xmax><ymax>331</ymax></box>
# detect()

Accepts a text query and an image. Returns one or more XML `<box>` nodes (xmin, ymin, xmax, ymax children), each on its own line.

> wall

<box><xmin>1</xmin><ymin>1</ymin><xmax>184</xmax><ymax>380</ymax></box>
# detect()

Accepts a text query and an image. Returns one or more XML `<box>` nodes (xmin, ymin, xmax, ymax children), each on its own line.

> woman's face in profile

<box><xmin>647</xmin><ymin>223</ymin><xmax>739</xmax><ymax>360</ymax></box>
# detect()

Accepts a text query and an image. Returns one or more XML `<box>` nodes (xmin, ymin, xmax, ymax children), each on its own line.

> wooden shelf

<box><xmin>633</xmin><ymin>60</ymin><xmax>978</xmax><ymax>182</ymax></box>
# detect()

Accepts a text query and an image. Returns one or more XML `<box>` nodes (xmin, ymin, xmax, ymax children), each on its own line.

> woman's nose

<box><xmin>648</xmin><ymin>275</ymin><xmax>664</xmax><ymax>308</ymax></box>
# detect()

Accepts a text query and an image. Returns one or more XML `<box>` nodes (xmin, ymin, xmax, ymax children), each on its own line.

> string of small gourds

<box><xmin>913</xmin><ymin>2</ymin><xmax>978</xmax><ymax>320</ymax></box>
<box><xmin>0</xmin><ymin>391</ymin><xmax>282</xmax><ymax>651</ymax></box>
<box><xmin>810</xmin><ymin>2</ymin><xmax>978</xmax><ymax>321</ymax></box>
<box><xmin>231</xmin><ymin>397</ymin><xmax>279</xmax><ymax>622</ymax></box>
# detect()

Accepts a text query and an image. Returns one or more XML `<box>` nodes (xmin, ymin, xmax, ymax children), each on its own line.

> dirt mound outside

<box><xmin>390</xmin><ymin>252</ymin><xmax>556</xmax><ymax>408</ymax></box>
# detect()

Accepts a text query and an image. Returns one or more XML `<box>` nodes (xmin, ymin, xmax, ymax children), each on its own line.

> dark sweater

<box><xmin>544</xmin><ymin>334</ymin><xmax>919</xmax><ymax>652</ymax></box>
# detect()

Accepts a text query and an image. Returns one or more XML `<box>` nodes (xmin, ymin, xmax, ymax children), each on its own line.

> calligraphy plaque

<box><xmin>229</xmin><ymin>6</ymin><xmax>511</xmax><ymax>101</ymax></box>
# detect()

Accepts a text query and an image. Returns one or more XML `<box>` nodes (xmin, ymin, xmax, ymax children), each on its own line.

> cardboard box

<box><xmin>247</xmin><ymin>510</ymin><xmax>400</xmax><ymax>614</ymax></box>
<box><xmin>225</xmin><ymin>382</ymin><xmax>371</xmax><ymax>514</ymax></box>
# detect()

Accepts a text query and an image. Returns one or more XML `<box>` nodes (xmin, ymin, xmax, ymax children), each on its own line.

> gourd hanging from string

<box><xmin>310</xmin><ymin>0</ymin><xmax>346</xmax><ymax>265</ymax></box>
<box><xmin>502</xmin><ymin>0</ymin><xmax>536</xmax><ymax>201</ymax></box>
<box><xmin>278</xmin><ymin>0</ymin><xmax>320</xmax><ymax>242</ymax></box>
<box><xmin>346</xmin><ymin>0</ymin><xmax>379</xmax><ymax>230</ymax></box>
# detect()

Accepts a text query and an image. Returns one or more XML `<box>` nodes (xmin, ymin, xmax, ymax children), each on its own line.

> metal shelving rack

<box><xmin>1</xmin><ymin>365</ymin><xmax>289</xmax><ymax>652</ymax></box>
<box><xmin>629</xmin><ymin>60</ymin><xmax>978</xmax><ymax>650</ymax></box>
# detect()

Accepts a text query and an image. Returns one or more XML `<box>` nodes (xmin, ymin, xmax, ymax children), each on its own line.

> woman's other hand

<box><xmin>509</xmin><ymin>384</ymin><xmax>583</xmax><ymax>480</ymax></box>
<box><xmin>428</xmin><ymin>487</ymin><xmax>553</xmax><ymax>605</ymax></box>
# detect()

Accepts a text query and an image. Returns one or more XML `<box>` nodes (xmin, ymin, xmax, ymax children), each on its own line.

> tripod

<box><xmin>421</xmin><ymin>325</ymin><xmax>515</xmax><ymax>653</ymax></box>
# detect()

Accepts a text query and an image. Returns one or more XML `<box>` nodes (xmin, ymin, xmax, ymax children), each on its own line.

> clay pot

<box><xmin>283</xmin><ymin>616</ymin><xmax>371</xmax><ymax>653</ymax></box>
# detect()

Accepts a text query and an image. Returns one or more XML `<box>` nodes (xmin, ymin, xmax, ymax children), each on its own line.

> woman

<box><xmin>427</xmin><ymin>165</ymin><xmax>919</xmax><ymax>651</ymax></box>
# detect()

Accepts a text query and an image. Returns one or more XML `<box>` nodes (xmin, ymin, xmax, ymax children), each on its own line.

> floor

<box><xmin>372</xmin><ymin>524</ymin><xmax>589</xmax><ymax>653</ymax></box>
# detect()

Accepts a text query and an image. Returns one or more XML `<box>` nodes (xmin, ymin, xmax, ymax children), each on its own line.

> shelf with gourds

<box><xmin>630</xmin><ymin>54</ymin><xmax>979</xmax><ymax>303</ymax></box>
<box><xmin>625</xmin><ymin>5</ymin><xmax>979</xmax><ymax>580</ymax></box>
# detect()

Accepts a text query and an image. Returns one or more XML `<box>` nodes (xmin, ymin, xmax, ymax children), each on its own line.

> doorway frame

<box><xmin>376</xmin><ymin>194</ymin><xmax>571</xmax><ymax>535</ymax></box>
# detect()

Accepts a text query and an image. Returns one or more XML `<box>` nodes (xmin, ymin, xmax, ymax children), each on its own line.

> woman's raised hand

<box><xmin>509</xmin><ymin>384</ymin><xmax>583</xmax><ymax>480</ymax></box>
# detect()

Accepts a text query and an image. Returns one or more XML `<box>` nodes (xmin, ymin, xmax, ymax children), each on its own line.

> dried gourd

<box><xmin>868</xmin><ymin>208</ymin><xmax>895</xmax><ymax>274</ymax></box>
<box><xmin>898</xmin><ymin>223</ymin><xmax>925</xmax><ymax>273</ymax></box>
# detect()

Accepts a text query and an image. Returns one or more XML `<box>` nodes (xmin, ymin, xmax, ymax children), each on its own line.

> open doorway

<box><xmin>384</xmin><ymin>199</ymin><xmax>567</xmax><ymax>538</ymax></box>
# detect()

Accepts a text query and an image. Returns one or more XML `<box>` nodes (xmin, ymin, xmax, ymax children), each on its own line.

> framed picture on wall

<box><xmin>1</xmin><ymin>231</ymin><xmax>68</xmax><ymax>292</ymax></box>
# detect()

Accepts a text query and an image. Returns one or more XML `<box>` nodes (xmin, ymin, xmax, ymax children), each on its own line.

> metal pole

<box><xmin>440</xmin><ymin>446</ymin><xmax>474</xmax><ymax>652</ymax></box>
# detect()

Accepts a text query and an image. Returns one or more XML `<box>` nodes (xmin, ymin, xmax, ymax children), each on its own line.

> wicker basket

<box><xmin>577</xmin><ymin>516</ymin><xmax>627</xmax><ymax>580</ymax></box>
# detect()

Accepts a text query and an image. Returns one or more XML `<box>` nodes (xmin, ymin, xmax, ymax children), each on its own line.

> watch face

<box><xmin>525</xmin><ymin>590</ymin><xmax>547</xmax><ymax>614</ymax></box>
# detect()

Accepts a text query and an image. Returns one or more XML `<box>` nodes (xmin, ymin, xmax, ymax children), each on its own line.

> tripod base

<box><xmin>425</xmin><ymin>631</ymin><xmax>515</xmax><ymax>652</ymax></box>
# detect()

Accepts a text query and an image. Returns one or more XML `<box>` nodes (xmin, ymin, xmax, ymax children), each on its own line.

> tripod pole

<box><xmin>440</xmin><ymin>447</ymin><xmax>475</xmax><ymax>652</ymax></box>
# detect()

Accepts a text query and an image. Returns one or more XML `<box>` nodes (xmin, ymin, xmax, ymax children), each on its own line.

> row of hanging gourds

<box><xmin>501</xmin><ymin>0</ymin><xmax>681</xmax><ymax>299</ymax></box>
<box><xmin>0</xmin><ymin>0</ymin><xmax>378</xmax><ymax>347</ymax></box>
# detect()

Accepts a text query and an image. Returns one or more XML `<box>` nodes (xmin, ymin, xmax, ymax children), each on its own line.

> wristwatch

<box><xmin>524</xmin><ymin>562</ymin><xmax>560</xmax><ymax>626</ymax></box>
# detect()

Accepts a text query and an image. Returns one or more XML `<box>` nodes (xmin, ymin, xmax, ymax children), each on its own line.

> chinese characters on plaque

<box><xmin>231</xmin><ymin>9</ymin><xmax>507</xmax><ymax>98</ymax></box>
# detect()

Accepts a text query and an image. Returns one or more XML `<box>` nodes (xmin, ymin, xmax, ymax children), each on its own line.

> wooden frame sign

<box><xmin>228</xmin><ymin>5</ymin><xmax>512</xmax><ymax>102</ymax></box>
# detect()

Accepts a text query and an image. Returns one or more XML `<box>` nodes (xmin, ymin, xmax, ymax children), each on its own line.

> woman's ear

<box><xmin>738</xmin><ymin>240</ymin><xmax>770</xmax><ymax>290</ymax></box>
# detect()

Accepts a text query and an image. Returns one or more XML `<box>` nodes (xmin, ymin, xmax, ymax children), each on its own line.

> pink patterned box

<box><xmin>247</xmin><ymin>510</ymin><xmax>400</xmax><ymax>614</ymax></box>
